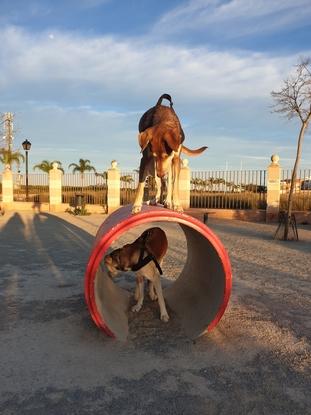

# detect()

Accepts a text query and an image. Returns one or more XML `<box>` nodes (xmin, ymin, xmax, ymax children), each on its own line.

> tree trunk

<box><xmin>284</xmin><ymin>121</ymin><xmax>307</xmax><ymax>240</ymax></box>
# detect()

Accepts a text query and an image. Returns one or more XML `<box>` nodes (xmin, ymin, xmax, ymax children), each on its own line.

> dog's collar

<box><xmin>131</xmin><ymin>251</ymin><xmax>163</xmax><ymax>275</ymax></box>
<box><xmin>131</xmin><ymin>230</ymin><xmax>163</xmax><ymax>274</ymax></box>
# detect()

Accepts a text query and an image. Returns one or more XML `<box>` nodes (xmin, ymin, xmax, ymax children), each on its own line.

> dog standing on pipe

<box><xmin>104</xmin><ymin>227</ymin><xmax>170</xmax><ymax>322</ymax></box>
<box><xmin>132</xmin><ymin>94</ymin><xmax>207</xmax><ymax>214</ymax></box>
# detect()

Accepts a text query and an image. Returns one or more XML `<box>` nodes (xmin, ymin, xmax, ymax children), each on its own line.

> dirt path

<box><xmin>0</xmin><ymin>211</ymin><xmax>310</xmax><ymax>414</ymax></box>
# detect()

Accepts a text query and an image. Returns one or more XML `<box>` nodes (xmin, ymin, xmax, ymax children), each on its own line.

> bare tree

<box><xmin>271</xmin><ymin>58</ymin><xmax>311</xmax><ymax>240</ymax></box>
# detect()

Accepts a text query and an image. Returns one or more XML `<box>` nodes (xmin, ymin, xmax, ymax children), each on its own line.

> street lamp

<box><xmin>22</xmin><ymin>139</ymin><xmax>31</xmax><ymax>202</ymax></box>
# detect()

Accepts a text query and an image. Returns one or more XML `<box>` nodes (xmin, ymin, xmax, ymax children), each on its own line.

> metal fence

<box><xmin>120</xmin><ymin>172</ymin><xmax>138</xmax><ymax>205</ymax></box>
<box><xmin>190</xmin><ymin>170</ymin><xmax>267</xmax><ymax>209</ymax></box>
<box><xmin>280</xmin><ymin>169</ymin><xmax>311</xmax><ymax>211</ymax></box>
<box><xmin>13</xmin><ymin>173</ymin><xmax>49</xmax><ymax>203</ymax></box>
<box><xmin>119</xmin><ymin>171</ymin><xmax>166</xmax><ymax>205</ymax></box>
<box><xmin>62</xmin><ymin>173</ymin><xmax>107</xmax><ymax>206</ymax></box>
<box><xmin>3</xmin><ymin>168</ymin><xmax>311</xmax><ymax>211</ymax></box>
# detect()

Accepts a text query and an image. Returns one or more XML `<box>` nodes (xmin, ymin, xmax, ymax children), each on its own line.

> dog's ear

<box><xmin>163</xmin><ymin>129</ymin><xmax>181</xmax><ymax>152</ymax></box>
<box><xmin>138</xmin><ymin>127</ymin><xmax>154</xmax><ymax>152</ymax></box>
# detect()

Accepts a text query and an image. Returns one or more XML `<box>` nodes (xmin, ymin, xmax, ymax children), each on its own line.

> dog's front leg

<box><xmin>132</xmin><ymin>182</ymin><xmax>145</xmax><ymax>214</ymax></box>
<box><xmin>154</xmin><ymin>175</ymin><xmax>162</xmax><ymax>204</ymax></box>
<box><xmin>132</xmin><ymin>274</ymin><xmax>144</xmax><ymax>312</ymax></box>
<box><xmin>165</xmin><ymin>163</ymin><xmax>173</xmax><ymax>209</ymax></box>
<box><xmin>153</xmin><ymin>274</ymin><xmax>169</xmax><ymax>322</ymax></box>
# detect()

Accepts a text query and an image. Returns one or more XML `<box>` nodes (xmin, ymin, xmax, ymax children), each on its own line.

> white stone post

<box><xmin>107</xmin><ymin>160</ymin><xmax>120</xmax><ymax>214</ymax></box>
<box><xmin>179</xmin><ymin>158</ymin><xmax>191</xmax><ymax>209</ymax></box>
<box><xmin>49</xmin><ymin>162</ymin><xmax>62</xmax><ymax>211</ymax></box>
<box><xmin>2</xmin><ymin>165</ymin><xmax>14</xmax><ymax>208</ymax></box>
<box><xmin>266</xmin><ymin>154</ymin><xmax>281</xmax><ymax>222</ymax></box>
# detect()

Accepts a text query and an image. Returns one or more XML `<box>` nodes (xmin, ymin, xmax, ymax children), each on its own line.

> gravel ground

<box><xmin>0</xmin><ymin>211</ymin><xmax>310</xmax><ymax>415</ymax></box>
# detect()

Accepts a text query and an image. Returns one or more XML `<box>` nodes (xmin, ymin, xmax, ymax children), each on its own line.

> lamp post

<box><xmin>22</xmin><ymin>139</ymin><xmax>31</xmax><ymax>202</ymax></box>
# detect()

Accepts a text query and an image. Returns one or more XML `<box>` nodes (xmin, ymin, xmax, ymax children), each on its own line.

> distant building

<box><xmin>280</xmin><ymin>178</ymin><xmax>301</xmax><ymax>194</ymax></box>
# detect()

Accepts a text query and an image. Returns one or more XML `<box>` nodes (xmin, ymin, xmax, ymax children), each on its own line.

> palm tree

<box><xmin>68</xmin><ymin>159</ymin><xmax>96</xmax><ymax>189</ymax></box>
<box><xmin>120</xmin><ymin>174</ymin><xmax>134</xmax><ymax>186</ymax></box>
<box><xmin>95</xmin><ymin>171</ymin><xmax>108</xmax><ymax>180</ymax></box>
<box><xmin>0</xmin><ymin>148</ymin><xmax>25</xmax><ymax>169</ymax></box>
<box><xmin>213</xmin><ymin>178</ymin><xmax>226</xmax><ymax>190</ymax></box>
<box><xmin>33</xmin><ymin>160</ymin><xmax>64</xmax><ymax>173</ymax></box>
<box><xmin>225</xmin><ymin>181</ymin><xmax>233</xmax><ymax>192</ymax></box>
<box><xmin>207</xmin><ymin>177</ymin><xmax>220</xmax><ymax>191</ymax></box>
<box><xmin>69</xmin><ymin>159</ymin><xmax>96</xmax><ymax>176</ymax></box>
<box><xmin>95</xmin><ymin>171</ymin><xmax>108</xmax><ymax>187</ymax></box>
<box><xmin>191</xmin><ymin>177</ymin><xmax>205</xmax><ymax>191</ymax></box>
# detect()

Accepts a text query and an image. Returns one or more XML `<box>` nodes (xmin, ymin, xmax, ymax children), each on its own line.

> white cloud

<box><xmin>154</xmin><ymin>0</ymin><xmax>311</xmax><ymax>38</ymax></box>
<box><xmin>0</xmin><ymin>25</ymin><xmax>305</xmax><ymax>105</ymax></box>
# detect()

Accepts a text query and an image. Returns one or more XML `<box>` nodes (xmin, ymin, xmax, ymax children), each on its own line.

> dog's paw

<box><xmin>160</xmin><ymin>313</ymin><xmax>170</xmax><ymax>322</ymax></box>
<box><xmin>164</xmin><ymin>201</ymin><xmax>172</xmax><ymax>210</ymax></box>
<box><xmin>132</xmin><ymin>303</ymin><xmax>142</xmax><ymax>313</ymax></box>
<box><xmin>146</xmin><ymin>198</ymin><xmax>158</xmax><ymax>206</ymax></box>
<box><xmin>132</xmin><ymin>205</ymin><xmax>142</xmax><ymax>214</ymax></box>
<box><xmin>173</xmin><ymin>204</ymin><xmax>183</xmax><ymax>213</ymax></box>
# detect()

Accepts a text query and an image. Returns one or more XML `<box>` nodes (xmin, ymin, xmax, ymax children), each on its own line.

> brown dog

<box><xmin>104</xmin><ymin>227</ymin><xmax>169</xmax><ymax>322</ymax></box>
<box><xmin>132</xmin><ymin>94</ymin><xmax>207</xmax><ymax>213</ymax></box>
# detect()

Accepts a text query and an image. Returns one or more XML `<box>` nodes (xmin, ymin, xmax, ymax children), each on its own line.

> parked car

<box><xmin>301</xmin><ymin>180</ymin><xmax>311</xmax><ymax>190</ymax></box>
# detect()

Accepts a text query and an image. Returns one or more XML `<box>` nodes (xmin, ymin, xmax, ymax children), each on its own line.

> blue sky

<box><xmin>1</xmin><ymin>0</ymin><xmax>311</xmax><ymax>173</ymax></box>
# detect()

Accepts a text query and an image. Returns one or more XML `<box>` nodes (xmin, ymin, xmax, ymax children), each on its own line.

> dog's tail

<box><xmin>156</xmin><ymin>94</ymin><xmax>173</xmax><ymax>108</ymax></box>
<box><xmin>181</xmin><ymin>145</ymin><xmax>208</xmax><ymax>156</ymax></box>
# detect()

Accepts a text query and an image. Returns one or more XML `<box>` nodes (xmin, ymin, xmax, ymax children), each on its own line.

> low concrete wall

<box><xmin>1</xmin><ymin>201</ymin><xmax>51</xmax><ymax>212</ymax></box>
<box><xmin>186</xmin><ymin>208</ymin><xmax>311</xmax><ymax>224</ymax></box>
<box><xmin>0</xmin><ymin>201</ymin><xmax>106</xmax><ymax>214</ymax></box>
<box><xmin>185</xmin><ymin>208</ymin><xmax>267</xmax><ymax>223</ymax></box>
<box><xmin>291</xmin><ymin>211</ymin><xmax>311</xmax><ymax>225</ymax></box>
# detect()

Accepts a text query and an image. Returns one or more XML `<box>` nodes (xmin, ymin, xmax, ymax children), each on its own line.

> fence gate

<box><xmin>13</xmin><ymin>173</ymin><xmax>49</xmax><ymax>203</ymax></box>
<box><xmin>62</xmin><ymin>173</ymin><xmax>108</xmax><ymax>207</ymax></box>
<box><xmin>190</xmin><ymin>170</ymin><xmax>267</xmax><ymax>209</ymax></box>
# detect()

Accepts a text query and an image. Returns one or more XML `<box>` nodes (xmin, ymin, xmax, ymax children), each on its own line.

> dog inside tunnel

<box><xmin>85</xmin><ymin>205</ymin><xmax>231</xmax><ymax>341</ymax></box>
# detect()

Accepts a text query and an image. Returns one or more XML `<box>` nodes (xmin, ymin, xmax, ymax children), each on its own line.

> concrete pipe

<box><xmin>85</xmin><ymin>204</ymin><xmax>232</xmax><ymax>341</ymax></box>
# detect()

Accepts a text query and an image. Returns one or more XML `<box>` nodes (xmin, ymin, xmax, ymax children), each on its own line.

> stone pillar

<box><xmin>49</xmin><ymin>162</ymin><xmax>62</xmax><ymax>211</ymax></box>
<box><xmin>2</xmin><ymin>165</ymin><xmax>14</xmax><ymax>208</ymax></box>
<box><xmin>107</xmin><ymin>160</ymin><xmax>120</xmax><ymax>214</ymax></box>
<box><xmin>179</xmin><ymin>158</ymin><xmax>191</xmax><ymax>209</ymax></box>
<box><xmin>266</xmin><ymin>154</ymin><xmax>281</xmax><ymax>222</ymax></box>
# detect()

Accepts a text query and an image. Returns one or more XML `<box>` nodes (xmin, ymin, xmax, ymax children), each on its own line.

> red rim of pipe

<box><xmin>85</xmin><ymin>209</ymin><xmax>232</xmax><ymax>338</ymax></box>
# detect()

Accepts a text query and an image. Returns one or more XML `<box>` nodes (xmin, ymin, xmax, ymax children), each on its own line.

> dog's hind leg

<box><xmin>154</xmin><ymin>175</ymin><xmax>162</xmax><ymax>204</ymax></box>
<box><xmin>134</xmin><ymin>281</ymin><xmax>140</xmax><ymax>301</ymax></box>
<box><xmin>132</xmin><ymin>148</ymin><xmax>155</xmax><ymax>214</ymax></box>
<box><xmin>148</xmin><ymin>281</ymin><xmax>157</xmax><ymax>301</ymax></box>
<box><xmin>147</xmin><ymin>175</ymin><xmax>161</xmax><ymax>206</ymax></box>
<box><xmin>165</xmin><ymin>163</ymin><xmax>173</xmax><ymax>209</ymax></box>
<box><xmin>172</xmin><ymin>155</ymin><xmax>183</xmax><ymax>212</ymax></box>
<box><xmin>132</xmin><ymin>274</ymin><xmax>144</xmax><ymax>312</ymax></box>
<box><xmin>152</xmin><ymin>273</ymin><xmax>169</xmax><ymax>322</ymax></box>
